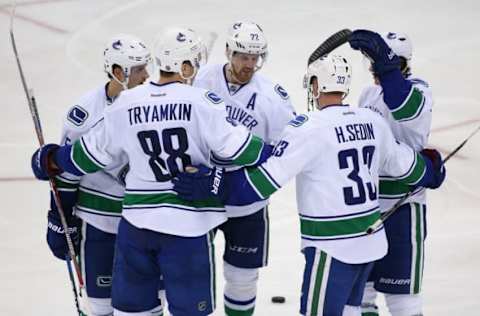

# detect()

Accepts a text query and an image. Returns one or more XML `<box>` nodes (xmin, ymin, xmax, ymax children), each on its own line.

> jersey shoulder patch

<box><xmin>288</xmin><ymin>114</ymin><xmax>309</xmax><ymax>127</ymax></box>
<box><xmin>274</xmin><ymin>84</ymin><xmax>289</xmax><ymax>100</ymax></box>
<box><xmin>67</xmin><ymin>105</ymin><xmax>89</xmax><ymax>126</ymax></box>
<box><xmin>205</xmin><ymin>91</ymin><xmax>223</xmax><ymax>104</ymax></box>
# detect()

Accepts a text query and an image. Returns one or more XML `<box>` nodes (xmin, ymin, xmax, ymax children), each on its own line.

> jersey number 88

<box><xmin>137</xmin><ymin>128</ymin><xmax>192</xmax><ymax>181</ymax></box>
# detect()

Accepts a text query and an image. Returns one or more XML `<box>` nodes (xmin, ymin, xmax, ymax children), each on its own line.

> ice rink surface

<box><xmin>1</xmin><ymin>0</ymin><xmax>479</xmax><ymax>315</ymax></box>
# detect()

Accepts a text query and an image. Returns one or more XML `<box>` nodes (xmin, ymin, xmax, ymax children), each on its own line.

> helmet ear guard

<box><xmin>303</xmin><ymin>54</ymin><xmax>352</xmax><ymax>110</ymax></box>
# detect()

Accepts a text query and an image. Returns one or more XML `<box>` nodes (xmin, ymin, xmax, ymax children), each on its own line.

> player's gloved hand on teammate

<box><xmin>172</xmin><ymin>165</ymin><xmax>228</xmax><ymax>203</ymax></box>
<box><xmin>31</xmin><ymin>144</ymin><xmax>62</xmax><ymax>180</ymax></box>
<box><xmin>348</xmin><ymin>29</ymin><xmax>400</xmax><ymax>76</ymax></box>
<box><xmin>46</xmin><ymin>210</ymin><xmax>81</xmax><ymax>260</ymax></box>
<box><xmin>420</xmin><ymin>148</ymin><xmax>446</xmax><ymax>189</ymax></box>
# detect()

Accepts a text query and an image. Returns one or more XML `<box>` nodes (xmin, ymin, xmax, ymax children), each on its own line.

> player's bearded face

<box><xmin>231</xmin><ymin>52</ymin><xmax>259</xmax><ymax>83</ymax></box>
<box><xmin>127</xmin><ymin>64</ymin><xmax>149</xmax><ymax>89</ymax></box>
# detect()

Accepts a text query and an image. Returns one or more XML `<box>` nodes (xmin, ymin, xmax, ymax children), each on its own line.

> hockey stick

<box><xmin>366</xmin><ymin>124</ymin><xmax>480</xmax><ymax>234</ymax></box>
<box><xmin>307</xmin><ymin>29</ymin><xmax>352</xmax><ymax>65</ymax></box>
<box><xmin>9</xmin><ymin>0</ymin><xmax>85</xmax><ymax>298</ymax></box>
<box><xmin>65</xmin><ymin>254</ymin><xmax>82</xmax><ymax>315</ymax></box>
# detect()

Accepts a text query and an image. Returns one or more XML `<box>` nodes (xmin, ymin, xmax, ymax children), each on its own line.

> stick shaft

<box><xmin>10</xmin><ymin>7</ymin><xmax>84</xmax><ymax>288</ymax></box>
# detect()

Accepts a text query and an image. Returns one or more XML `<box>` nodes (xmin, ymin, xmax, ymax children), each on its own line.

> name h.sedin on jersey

<box><xmin>128</xmin><ymin>103</ymin><xmax>192</xmax><ymax>125</ymax></box>
<box><xmin>334</xmin><ymin>122</ymin><xmax>375</xmax><ymax>144</ymax></box>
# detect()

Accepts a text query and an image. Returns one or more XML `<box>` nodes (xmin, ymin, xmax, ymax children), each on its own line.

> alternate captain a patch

<box><xmin>67</xmin><ymin>105</ymin><xmax>89</xmax><ymax>126</ymax></box>
<box><xmin>274</xmin><ymin>84</ymin><xmax>289</xmax><ymax>100</ymax></box>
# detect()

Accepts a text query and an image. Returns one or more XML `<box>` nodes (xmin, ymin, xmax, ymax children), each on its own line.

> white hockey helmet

<box><xmin>304</xmin><ymin>54</ymin><xmax>352</xmax><ymax>97</ymax></box>
<box><xmin>226</xmin><ymin>21</ymin><xmax>268</xmax><ymax>64</ymax></box>
<box><xmin>104</xmin><ymin>34</ymin><xmax>151</xmax><ymax>87</ymax></box>
<box><xmin>153</xmin><ymin>27</ymin><xmax>207</xmax><ymax>79</ymax></box>
<box><xmin>382</xmin><ymin>32</ymin><xmax>412</xmax><ymax>61</ymax></box>
<box><xmin>382</xmin><ymin>32</ymin><xmax>412</xmax><ymax>73</ymax></box>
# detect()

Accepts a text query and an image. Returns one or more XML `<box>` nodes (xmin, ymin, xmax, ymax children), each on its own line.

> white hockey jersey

<box><xmin>358</xmin><ymin>76</ymin><xmax>433</xmax><ymax>211</ymax></box>
<box><xmin>55</xmin><ymin>84</ymin><xmax>127</xmax><ymax>234</ymax></box>
<box><xmin>194</xmin><ymin>63</ymin><xmax>296</xmax><ymax>217</ymax></box>
<box><xmin>70</xmin><ymin>81</ymin><xmax>265</xmax><ymax>237</ymax></box>
<box><xmin>241</xmin><ymin>105</ymin><xmax>428</xmax><ymax>264</ymax></box>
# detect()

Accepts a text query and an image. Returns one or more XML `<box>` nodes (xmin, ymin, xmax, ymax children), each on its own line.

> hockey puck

<box><xmin>271</xmin><ymin>296</ymin><xmax>286</xmax><ymax>303</ymax></box>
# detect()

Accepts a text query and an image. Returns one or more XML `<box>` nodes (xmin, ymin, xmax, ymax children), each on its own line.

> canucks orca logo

<box><xmin>274</xmin><ymin>84</ymin><xmax>289</xmax><ymax>100</ymax></box>
<box><xmin>67</xmin><ymin>105</ymin><xmax>88</xmax><ymax>126</ymax></box>
<box><xmin>233</xmin><ymin>22</ymin><xmax>242</xmax><ymax>30</ymax></box>
<box><xmin>112</xmin><ymin>40</ymin><xmax>122</xmax><ymax>50</ymax></box>
<box><xmin>176</xmin><ymin>32</ymin><xmax>186</xmax><ymax>42</ymax></box>
<box><xmin>289</xmin><ymin>114</ymin><xmax>308</xmax><ymax>127</ymax></box>
<box><xmin>386</xmin><ymin>32</ymin><xmax>398</xmax><ymax>40</ymax></box>
<box><xmin>205</xmin><ymin>91</ymin><xmax>223</xmax><ymax>104</ymax></box>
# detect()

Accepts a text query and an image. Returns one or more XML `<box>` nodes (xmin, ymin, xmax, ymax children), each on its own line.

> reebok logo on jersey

<box><xmin>67</xmin><ymin>105</ymin><xmax>88</xmax><ymax>126</ymax></box>
<box><xmin>210</xmin><ymin>168</ymin><xmax>223</xmax><ymax>195</ymax></box>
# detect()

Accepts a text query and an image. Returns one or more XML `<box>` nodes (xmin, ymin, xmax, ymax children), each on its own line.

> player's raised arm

<box><xmin>350</xmin><ymin>30</ymin><xmax>432</xmax><ymax>134</ymax></box>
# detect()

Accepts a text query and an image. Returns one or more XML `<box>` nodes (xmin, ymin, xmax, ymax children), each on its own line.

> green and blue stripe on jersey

<box><xmin>211</xmin><ymin>134</ymin><xmax>267</xmax><ymax>167</ymax></box>
<box><xmin>379</xmin><ymin>151</ymin><xmax>428</xmax><ymax>199</ymax></box>
<box><xmin>380</xmin><ymin>70</ymin><xmax>427</xmax><ymax>122</ymax></box>
<box><xmin>300</xmin><ymin>207</ymin><xmax>382</xmax><ymax>241</ymax></box>
<box><xmin>76</xmin><ymin>186</ymin><xmax>123</xmax><ymax>217</ymax></box>
<box><xmin>390</xmin><ymin>86</ymin><xmax>426</xmax><ymax>122</ymax></box>
<box><xmin>123</xmin><ymin>189</ymin><xmax>224</xmax><ymax>213</ymax></box>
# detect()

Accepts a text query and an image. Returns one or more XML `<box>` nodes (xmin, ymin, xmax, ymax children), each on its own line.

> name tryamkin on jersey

<box><xmin>128</xmin><ymin>103</ymin><xmax>192</xmax><ymax>125</ymax></box>
<box><xmin>334</xmin><ymin>122</ymin><xmax>375</xmax><ymax>144</ymax></box>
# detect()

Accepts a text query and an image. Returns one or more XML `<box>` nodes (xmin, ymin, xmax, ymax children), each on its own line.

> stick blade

<box><xmin>308</xmin><ymin>29</ymin><xmax>352</xmax><ymax>65</ymax></box>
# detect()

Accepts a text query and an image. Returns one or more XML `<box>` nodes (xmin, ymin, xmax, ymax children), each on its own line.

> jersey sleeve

<box><xmin>224</xmin><ymin>117</ymin><xmax>317</xmax><ymax>204</ymax></box>
<box><xmin>381</xmin><ymin>72</ymin><xmax>432</xmax><ymax>146</ymax></box>
<box><xmin>378</xmin><ymin>119</ymin><xmax>427</xmax><ymax>186</ymax></box>
<box><xmin>264</xmin><ymin>84</ymin><xmax>297</xmax><ymax>144</ymax></box>
<box><xmin>56</xmin><ymin>110</ymin><xmax>123</xmax><ymax>176</ymax></box>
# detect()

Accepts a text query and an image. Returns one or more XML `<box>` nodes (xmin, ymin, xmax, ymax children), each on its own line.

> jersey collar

<box><xmin>150</xmin><ymin>80</ymin><xmax>182</xmax><ymax>87</ymax></box>
<box><xmin>223</xmin><ymin>64</ymin><xmax>249</xmax><ymax>96</ymax></box>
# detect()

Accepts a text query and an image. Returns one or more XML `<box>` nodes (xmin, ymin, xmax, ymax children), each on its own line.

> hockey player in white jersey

<box><xmin>171</xmin><ymin>54</ymin><xmax>446</xmax><ymax>315</ymax></box>
<box><xmin>349</xmin><ymin>30</ymin><xmax>434</xmax><ymax>316</ymax></box>
<box><xmin>44</xmin><ymin>34</ymin><xmax>153</xmax><ymax>316</ymax></box>
<box><xmin>31</xmin><ymin>27</ymin><xmax>274</xmax><ymax>316</ymax></box>
<box><xmin>193</xmin><ymin>21</ymin><xmax>296</xmax><ymax>316</ymax></box>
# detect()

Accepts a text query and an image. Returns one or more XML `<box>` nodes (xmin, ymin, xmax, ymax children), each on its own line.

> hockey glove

<box><xmin>31</xmin><ymin>144</ymin><xmax>62</xmax><ymax>180</ymax></box>
<box><xmin>420</xmin><ymin>148</ymin><xmax>446</xmax><ymax>189</ymax></box>
<box><xmin>349</xmin><ymin>29</ymin><xmax>400</xmax><ymax>76</ymax></box>
<box><xmin>172</xmin><ymin>165</ymin><xmax>228</xmax><ymax>204</ymax></box>
<box><xmin>46</xmin><ymin>210</ymin><xmax>81</xmax><ymax>261</ymax></box>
